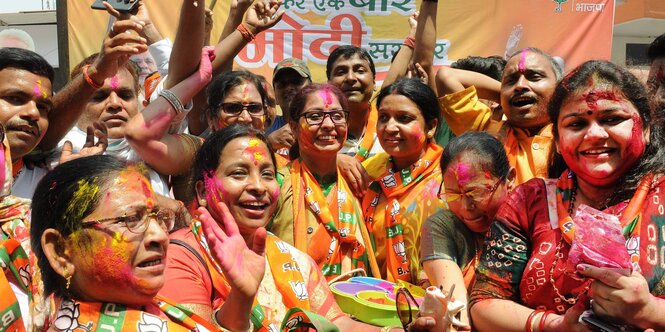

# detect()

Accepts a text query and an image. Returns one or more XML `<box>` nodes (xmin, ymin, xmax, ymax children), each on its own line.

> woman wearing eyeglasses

<box><xmin>360</xmin><ymin>78</ymin><xmax>445</xmax><ymax>285</ymax></box>
<box><xmin>269</xmin><ymin>83</ymin><xmax>378</xmax><ymax>281</ymax></box>
<box><xmin>419</xmin><ymin>131</ymin><xmax>515</xmax><ymax>328</ymax></box>
<box><xmin>30</xmin><ymin>155</ymin><xmax>218</xmax><ymax>331</ymax></box>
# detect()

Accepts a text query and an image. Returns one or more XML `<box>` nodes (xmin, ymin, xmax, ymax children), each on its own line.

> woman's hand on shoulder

<box><xmin>337</xmin><ymin>154</ymin><xmax>370</xmax><ymax>197</ymax></box>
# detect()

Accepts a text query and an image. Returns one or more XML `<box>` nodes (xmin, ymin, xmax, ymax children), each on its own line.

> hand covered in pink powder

<box><xmin>198</xmin><ymin>202</ymin><xmax>266</xmax><ymax>299</ymax></box>
<box><xmin>195</xmin><ymin>46</ymin><xmax>216</xmax><ymax>86</ymax></box>
<box><xmin>579</xmin><ymin>265</ymin><xmax>661</xmax><ymax>329</ymax></box>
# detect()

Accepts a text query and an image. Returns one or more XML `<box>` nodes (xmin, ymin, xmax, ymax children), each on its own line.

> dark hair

<box><xmin>205</xmin><ymin>70</ymin><xmax>269</xmax><ymax>122</ymax></box>
<box><xmin>0</xmin><ymin>47</ymin><xmax>54</xmax><ymax>83</ymax></box>
<box><xmin>286</xmin><ymin>83</ymin><xmax>349</xmax><ymax>159</ymax></box>
<box><xmin>507</xmin><ymin>47</ymin><xmax>564</xmax><ymax>81</ymax></box>
<box><xmin>70</xmin><ymin>52</ymin><xmax>140</xmax><ymax>93</ymax></box>
<box><xmin>648</xmin><ymin>33</ymin><xmax>665</xmax><ymax>62</ymax></box>
<box><xmin>451</xmin><ymin>55</ymin><xmax>507</xmax><ymax>81</ymax></box>
<box><xmin>191</xmin><ymin>124</ymin><xmax>277</xmax><ymax>196</ymax></box>
<box><xmin>440</xmin><ymin>132</ymin><xmax>510</xmax><ymax>179</ymax></box>
<box><xmin>326</xmin><ymin>45</ymin><xmax>376</xmax><ymax>80</ymax></box>
<box><xmin>30</xmin><ymin>155</ymin><xmax>135</xmax><ymax>297</ymax></box>
<box><xmin>376</xmin><ymin>78</ymin><xmax>442</xmax><ymax>137</ymax></box>
<box><xmin>547</xmin><ymin>60</ymin><xmax>665</xmax><ymax>205</ymax></box>
<box><xmin>256</xmin><ymin>75</ymin><xmax>275</xmax><ymax>128</ymax></box>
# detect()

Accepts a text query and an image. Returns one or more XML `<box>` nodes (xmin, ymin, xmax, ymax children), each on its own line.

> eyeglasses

<box><xmin>438</xmin><ymin>176</ymin><xmax>505</xmax><ymax>205</ymax></box>
<box><xmin>396</xmin><ymin>287</ymin><xmax>420</xmax><ymax>330</ymax></box>
<box><xmin>221</xmin><ymin>102</ymin><xmax>265</xmax><ymax>117</ymax></box>
<box><xmin>81</xmin><ymin>209</ymin><xmax>175</xmax><ymax>234</ymax></box>
<box><xmin>300</xmin><ymin>110</ymin><xmax>348</xmax><ymax>125</ymax></box>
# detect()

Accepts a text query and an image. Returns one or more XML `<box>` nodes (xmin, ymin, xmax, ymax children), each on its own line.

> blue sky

<box><xmin>0</xmin><ymin>0</ymin><xmax>55</xmax><ymax>14</ymax></box>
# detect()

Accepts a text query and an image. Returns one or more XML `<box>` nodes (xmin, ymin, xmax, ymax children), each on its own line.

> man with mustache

<box><xmin>0</xmin><ymin>48</ymin><xmax>53</xmax><ymax>189</ymax></box>
<box><xmin>436</xmin><ymin>47</ymin><xmax>563</xmax><ymax>184</ymax></box>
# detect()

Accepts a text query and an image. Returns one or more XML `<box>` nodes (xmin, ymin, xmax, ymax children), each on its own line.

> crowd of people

<box><xmin>2</xmin><ymin>0</ymin><xmax>665</xmax><ymax>331</ymax></box>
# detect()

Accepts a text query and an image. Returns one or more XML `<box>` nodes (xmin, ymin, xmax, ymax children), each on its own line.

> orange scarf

<box><xmin>290</xmin><ymin>159</ymin><xmax>370</xmax><ymax>279</ymax></box>
<box><xmin>556</xmin><ymin>169</ymin><xmax>654</xmax><ymax>271</ymax></box>
<box><xmin>362</xmin><ymin>143</ymin><xmax>443</xmax><ymax>282</ymax></box>
<box><xmin>51</xmin><ymin>295</ymin><xmax>215</xmax><ymax>331</ymax></box>
<box><xmin>191</xmin><ymin>223</ymin><xmax>311</xmax><ymax>331</ymax></box>
<box><xmin>355</xmin><ymin>107</ymin><xmax>378</xmax><ymax>162</ymax></box>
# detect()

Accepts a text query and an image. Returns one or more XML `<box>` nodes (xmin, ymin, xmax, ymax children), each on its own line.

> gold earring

<box><xmin>64</xmin><ymin>267</ymin><xmax>71</xmax><ymax>290</ymax></box>
<box><xmin>199</xmin><ymin>199</ymin><xmax>207</xmax><ymax>207</ymax></box>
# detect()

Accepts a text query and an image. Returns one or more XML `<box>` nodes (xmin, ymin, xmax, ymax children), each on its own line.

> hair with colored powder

<box><xmin>286</xmin><ymin>83</ymin><xmax>349</xmax><ymax>159</ymax></box>
<box><xmin>506</xmin><ymin>47</ymin><xmax>564</xmax><ymax>81</ymax></box>
<box><xmin>190</xmin><ymin>124</ymin><xmax>277</xmax><ymax>200</ymax></box>
<box><xmin>205</xmin><ymin>70</ymin><xmax>269</xmax><ymax>123</ymax></box>
<box><xmin>441</xmin><ymin>131</ymin><xmax>510</xmax><ymax>180</ymax></box>
<box><xmin>325</xmin><ymin>45</ymin><xmax>376</xmax><ymax>80</ymax></box>
<box><xmin>547</xmin><ymin>60</ymin><xmax>665</xmax><ymax>205</ymax></box>
<box><xmin>0</xmin><ymin>47</ymin><xmax>54</xmax><ymax>83</ymax></box>
<box><xmin>70</xmin><ymin>52</ymin><xmax>140</xmax><ymax>93</ymax></box>
<box><xmin>376</xmin><ymin>78</ymin><xmax>443</xmax><ymax>138</ymax></box>
<box><xmin>30</xmin><ymin>155</ymin><xmax>148</xmax><ymax>297</ymax></box>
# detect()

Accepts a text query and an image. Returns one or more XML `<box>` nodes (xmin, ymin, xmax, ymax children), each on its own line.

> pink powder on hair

<box><xmin>110</xmin><ymin>75</ymin><xmax>120</xmax><ymax>90</ymax></box>
<box><xmin>518</xmin><ymin>49</ymin><xmax>527</xmax><ymax>73</ymax></box>
<box><xmin>484</xmin><ymin>170</ymin><xmax>492</xmax><ymax>180</ymax></box>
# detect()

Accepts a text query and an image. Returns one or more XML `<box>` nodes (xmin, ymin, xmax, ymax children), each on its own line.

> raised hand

<box><xmin>243</xmin><ymin>0</ymin><xmax>285</xmax><ymax>35</ymax></box>
<box><xmin>103</xmin><ymin>0</ymin><xmax>151</xmax><ymax>24</ymax></box>
<box><xmin>407</xmin><ymin>62</ymin><xmax>429</xmax><ymax>85</ymax></box>
<box><xmin>408</xmin><ymin>11</ymin><xmax>419</xmax><ymax>36</ymax></box>
<box><xmin>88</xmin><ymin>19</ymin><xmax>147</xmax><ymax>84</ymax></box>
<box><xmin>197</xmin><ymin>202</ymin><xmax>266</xmax><ymax>299</ymax></box>
<box><xmin>194</xmin><ymin>46</ymin><xmax>216</xmax><ymax>85</ymax></box>
<box><xmin>59</xmin><ymin>122</ymin><xmax>108</xmax><ymax>164</ymax></box>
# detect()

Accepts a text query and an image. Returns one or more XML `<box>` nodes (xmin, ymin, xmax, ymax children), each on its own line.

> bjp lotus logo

<box><xmin>393</xmin><ymin>241</ymin><xmax>407</xmax><ymax>263</ymax></box>
<box><xmin>553</xmin><ymin>0</ymin><xmax>568</xmax><ymax>12</ymax></box>
<box><xmin>289</xmin><ymin>281</ymin><xmax>309</xmax><ymax>300</ymax></box>
<box><xmin>53</xmin><ymin>300</ymin><xmax>93</xmax><ymax>332</ymax></box>
<box><xmin>137</xmin><ymin>313</ymin><xmax>168</xmax><ymax>332</ymax></box>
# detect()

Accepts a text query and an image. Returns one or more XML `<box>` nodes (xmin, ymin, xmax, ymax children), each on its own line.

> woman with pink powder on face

<box><xmin>469</xmin><ymin>60</ymin><xmax>665</xmax><ymax>331</ymax></box>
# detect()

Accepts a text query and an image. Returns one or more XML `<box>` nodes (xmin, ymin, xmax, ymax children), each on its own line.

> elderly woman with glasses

<box><xmin>419</xmin><ymin>131</ymin><xmax>515</xmax><ymax>328</ymax></box>
<box><xmin>30</xmin><ymin>155</ymin><xmax>219</xmax><ymax>331</ymax></box>
<box><xmin>269</xmin><ymin>83</ymin><xmax>377</xmax><ymax>281</ymax></box>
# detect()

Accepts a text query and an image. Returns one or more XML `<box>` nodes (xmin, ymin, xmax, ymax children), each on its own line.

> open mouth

<box><xmin>510</xmin><ymin>95</ymin><xmax>537</xmax><ymax>108</ymax></box>
<box><xmin>239</xmin><ymin>202</ymin><xmax>269</xmax><ymax>211</ymax></box>
<box><xmin>581</xmin><ymin>148</ymin><xmax>616</xmax><ymax>157</ymax></box>
<box><xmin>138</xmin><ymin>258</ymin><xmax>162</xmax><ymax>268</ymax></box>
<box><xmin>317</xmin><ymin>135</ymin><xmax>337</xmax><ymax>141</ymax></box>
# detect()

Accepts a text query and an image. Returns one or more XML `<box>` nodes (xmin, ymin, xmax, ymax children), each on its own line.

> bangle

<box><xmin>236</xmin><ymin>23</ymin><xmax>256</xmax><ymax>41</ymax></box>
<box><xmin>158</xmin><ymin>89</ymin><xmax>185</xmax><ymax>117</ymax></box>
<box><xmin>82</xmin><ymin>65</ymin><xmax>103</xmax><ymax>90</ymax></box>
<box><xmin>525</xmin><ymin>309</ymin><xmax>543</xmax><ymax>332</ymax></box>
<box><xmin>402</xmin><ymin>36</ymin><xmax>416</xmax><ymax>49</ymax></box>
<box><xmin>538</xmin><ymin>310</ymin><xmax>554</xmax><ymax>332</ymax></box>
<box><xmin>212</xmin><ymin>307</ymin><xmax>254</xmax><ymax>332</ymax></box>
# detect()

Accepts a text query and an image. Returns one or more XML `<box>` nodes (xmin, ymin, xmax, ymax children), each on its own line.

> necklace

<box><xmin>567</xmin><ymin>176</ymin><xmax>577</xmax><ymax>215</ymax></box>
<box><xmin>548</xmin><ymin>239</ymin><xmax>591</xmax><ymax>305</ymax></box>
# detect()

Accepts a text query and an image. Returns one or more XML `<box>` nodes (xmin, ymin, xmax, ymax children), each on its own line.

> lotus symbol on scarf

<box><xmin>393</xmin><ymin>241</ymin><xmax>407</xmax><ymax>263</ymax></box>
<box><xmin>289</xmin><ymin>281</ymin><xmax>309</xmax><ymax>301</ymax></box>
<box><xmin>137</xmin><ymin>312</ymin><xmax>168</xmax><ymax>332</ymax></box>
<box><xmin>53</xmin><ymin>300</ymin><xmax>93</xmax><ymax>332</ymax></box>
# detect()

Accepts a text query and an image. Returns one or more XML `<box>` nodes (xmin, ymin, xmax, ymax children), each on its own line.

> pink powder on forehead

<box><xmin>319</xmin><ymin>89</ymin><xmax>334</xmax><ymax>110</ymax></box>
<box><xmin>110</xmin><ymin>75</ymin><xmax>120</xmax><ymax>90</ymax></box>
<box><xmin>454</xmin><ymin>162</ymin><xmax>474</xmax><ymax>187</ymax></box>
<box><xmin>241</xmin><ymin>82</ymin><xmax>250</xmax><ymax>103</ymax></box>
<box><xmin>518</xmin><ymin>49</ymin><xmax>528</xmax><ymax>73</ymax></box>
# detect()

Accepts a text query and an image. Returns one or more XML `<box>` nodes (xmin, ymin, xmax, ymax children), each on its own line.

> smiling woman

<box><xmin>30</xmin><ymin>155</ymin><xmax>216</xmax><ymax>331</ymax></box>
<box><xmin>470</xmin><ymin>60</ymin><xmax>665</xmax><ymax>331</ymax></box>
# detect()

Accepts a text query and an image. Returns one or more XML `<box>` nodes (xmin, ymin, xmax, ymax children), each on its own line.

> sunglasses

<box><xmin>220</xmin><ymin>102</ymin><xmax>265</xmax><ymax>117</ymax></box>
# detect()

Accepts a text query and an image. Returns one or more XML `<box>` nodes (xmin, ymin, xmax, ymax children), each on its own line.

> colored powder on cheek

<box><xmin>216</xmin><ymin>117</ymin><xmax>229</xmax><ymax>130</ymax></box>
<box><xmin>625</xmin><ymin>113</ymin><xmax>647</xmax><ymax>160</ymax></box>
<box><xmin>271</xmin><ymin>186</ymin><xmax>280</xmax><ymax>202</ymax></box>
<box><xmin>454</xmin><ymin>162</ymin><xmax>474</xmax><ymax>187</ymax></box>
<box><xmin>203</xmin><ymin>171</ymin><xmax>225</xmax><ymax>207</ymax></box>
<box><xmin>110</xmin><ymin>75</ymin><xmax>120</xmax><ymax>90</ymax></box>
<box><xmin>518</xmin><ymin>49</ymin><xmax>527</xmax><ymax>73</ymax></box>
<box><xmin>93</xmin><ymin>235</ymin><xmax>133</xmax><ymax>283</ymax></box>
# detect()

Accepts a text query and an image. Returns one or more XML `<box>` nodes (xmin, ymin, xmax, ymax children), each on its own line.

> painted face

<box><xmin>556</xmin><ymin>84</ymin><xmax>648</xmax><ymax>187</ymax></box>
<box><xmin>0</xmin><ymin>68</ymin><xmax>51</xmax><ymax>161</ymax></box>
<box><xmin>274</xmin><ymin>69</ymin><xmax>309</xmax><ymax>113</ymax></box>
<box><xmin>500</xmin><ymin>50</ymin><xmax>558</xmax><ymax>130</ymax></box>
<box><xmin>211</xmin><ymin>81</ymin><xmax>265</xmax><ymax>131</ymax></box>
<box><xmin>328</xmin><ymin>54</ymin><xmax>375</xmax><ymax>108</ymax></box>
<box><xmin>68</xmin><ymin>169</ymin><xmax>168</xmax><ymax>306</ymax></box>
<box><xmin>442</xmin><ymin>152</ymin><xmax>508</xmax><ymax>233</ymax></box>
<box><xmin>205</xmin><ymin>137</ymin><xmax>279</xmax><ymax>234</ymax></box>
<box><xmin>647</xmin><ymin>57</ymin><xmax>665</xmax><ymax>112</ymax></box>
<box><xmin>377</xmin><ymin>94</ymin><xmax>433</xmax><ymax>168</ymax></box>
<box><xmin>79</xmin><ymin>68</ymin><xmax>138</xmax><ymax>139</ymax></box>
<box><xmin>293</xmin><ymin>90</ymin><xmax>347</xmax><ymax>156</ymax></box>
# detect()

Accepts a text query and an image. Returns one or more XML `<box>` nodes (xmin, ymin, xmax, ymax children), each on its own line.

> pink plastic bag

<box><xmin>565</xmin><ymin>204</ymin><xmax>632</xmax><ymax>276</ymax></box>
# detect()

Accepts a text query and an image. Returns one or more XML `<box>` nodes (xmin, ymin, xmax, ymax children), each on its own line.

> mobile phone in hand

<box><xmin>581</xmin><ymin>316</ymin><xmax>622</xmax><ymax>332</ymax></box>
<box><xmin>91</xmin><ymin>0</ymin><xmax>139</xmax><ymax>13</ymax></box>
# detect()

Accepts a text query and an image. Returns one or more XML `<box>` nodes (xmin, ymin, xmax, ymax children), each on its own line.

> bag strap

<box><xmin>169</xmin><ymin>238</ymin><xmax>215</xmax><ymax>303</ymax></box>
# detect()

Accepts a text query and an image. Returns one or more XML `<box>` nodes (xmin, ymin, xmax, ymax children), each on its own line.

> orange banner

<box><xmin>67</xmin><ymin>0</ymin><xmax>614</xmax><ymax>83</ymax></box>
